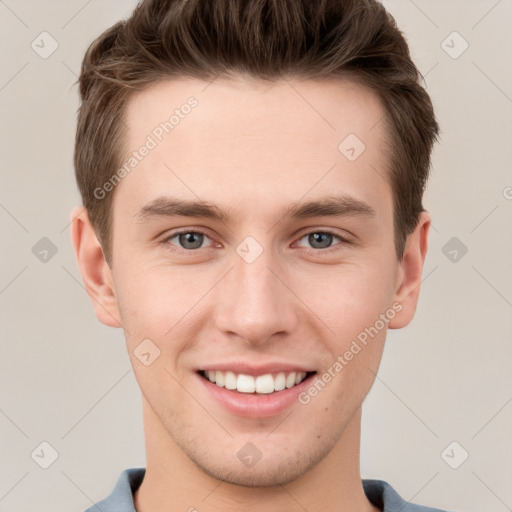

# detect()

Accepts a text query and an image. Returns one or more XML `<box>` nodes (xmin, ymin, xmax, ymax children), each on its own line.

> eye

<box><xmin>162</xmin><ymin>228</ymin><xmax>349</xmax><ymax>253</ymax></box>
<box><xmin>165</xmin><ymin>230</ymin><xmax>214</xmax><ymax>250</ymax></box>
<box><xmin>295</xmin><ymin>230</ymin><xmax>348</xmax><ymax>250</ymax></box>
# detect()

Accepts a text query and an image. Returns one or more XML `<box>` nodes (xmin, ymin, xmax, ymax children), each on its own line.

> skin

<box><xmin>71</xmin><ymin>76</ymin><xmax>430</xmax><ymax>512</ymax></box>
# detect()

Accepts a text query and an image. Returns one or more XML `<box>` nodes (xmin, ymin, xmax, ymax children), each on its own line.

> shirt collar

<box><xmin>85</xmin><ymin>467</ymin><xmax>448</xmax><ymax>512</ymax></box>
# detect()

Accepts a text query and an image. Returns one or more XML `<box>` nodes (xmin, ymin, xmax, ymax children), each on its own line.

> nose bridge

<box><xmin>213</xmin><ymin>242</ymin><xmax>296</xmax><ymax>344</ymax></box>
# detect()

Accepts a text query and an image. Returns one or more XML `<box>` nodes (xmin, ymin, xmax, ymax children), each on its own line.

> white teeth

<box><xmin>274</xmin><ymin>372</ymin><xmax>286</xmax><ymax>391</ymax></box>
<box><xmin>285</xmin><ymin>372</ymin><xmax>296</xmax><ymax>388</ymax></box>
<box><xmin>215</xmin><ymin>371</ymin><xmax>224</xmax><ymax>387</ymax></box>
<box><xmin>237</xmin><ymin>374</ymin><xmax>255</xmax><ymax>393</ymax></box>
<box><xmin>203</xmin><ymin>370</ymin><xmax>310</xmax><ymax>394</ymax></box>
<box><xmin>224</xmin><ymin>371</ymin><xmax>237</xmax><ymax>390</ymax></box>
<box><xmin>255</xmin><ymin>374</ymin><xmax>274</xmax><ymax>394</ymax></box>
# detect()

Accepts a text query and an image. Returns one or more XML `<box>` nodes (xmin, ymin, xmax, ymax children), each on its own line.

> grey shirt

<box><xmin>85</xmin><ymin>468</ymin><xmax>453</xmax><ymax>512</ymax></box>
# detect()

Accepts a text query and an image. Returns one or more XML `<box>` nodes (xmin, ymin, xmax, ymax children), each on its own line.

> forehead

<box><xmin>117</xmin><ymin>76</ymin><xmax>391</xmax><ymax>220</ymax></box>
<box><xmin>124</xmin><ymin>75</ymin><xmax>387</xmax><ymax>149</ymax></box>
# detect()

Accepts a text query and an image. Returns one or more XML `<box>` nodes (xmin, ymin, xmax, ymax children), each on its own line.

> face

<box><xmin>81</xmin><ymin>76</ymin><xmax>424</xmax><ymax>486</ymax></box>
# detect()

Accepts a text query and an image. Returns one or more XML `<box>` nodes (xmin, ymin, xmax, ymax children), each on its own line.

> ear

<box><xmin>70</xmin><ymin>206</ymin><xmax>122</xmax><ymax>328</ymax></box>
<box><xmin>388</xmin><ymin>211</ymin><xmax>430</xmax><ymax>329</ymax></box>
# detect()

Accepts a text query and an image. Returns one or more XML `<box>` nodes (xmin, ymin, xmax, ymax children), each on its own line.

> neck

<box><xmin>134</xmin><ymin>402</ymin><xmax>379</xmax><ymax>512</ymax></box>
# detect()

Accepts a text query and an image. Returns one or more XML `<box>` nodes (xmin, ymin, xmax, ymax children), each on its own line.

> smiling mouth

<box><xmin>198</xmin><ymin>369</ymin><xmax>317</xmax><ymax>394</ymax></box>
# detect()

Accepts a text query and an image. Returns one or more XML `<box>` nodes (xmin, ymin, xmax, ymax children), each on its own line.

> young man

<box><xmin>71</xmin><ymin>0</ymin><xmax>448</xmax><ymax>510</ymax></box>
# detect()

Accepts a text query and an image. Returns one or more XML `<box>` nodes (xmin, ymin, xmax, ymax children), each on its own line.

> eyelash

<box><xmin>161</xmin><ymin>228</ymin><xmax>351</xmax><ymax>253</ymax></box>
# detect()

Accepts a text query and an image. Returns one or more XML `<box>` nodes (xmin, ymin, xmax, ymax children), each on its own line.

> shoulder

<box><xmin>84</xmin><ymin>468</ymin><xmax>145</xmax><ymax>512</ymax></box>
<box><xmin>362</xmin><ymin>479</ymin><xmax>456</xmax><ymax>512</ymax></box>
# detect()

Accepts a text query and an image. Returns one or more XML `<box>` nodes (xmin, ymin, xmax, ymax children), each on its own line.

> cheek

<box><xmin>115</xmin><ymin>265</ymin><xmax>200</xmax><ymax>331</ymax></box>
<box><xmin>295</xmin><ymin>260</ymin><xmax>396</xmax><ymax>338</ymax></box>
<box><xmin>113</xmin><ymin>265</ymin><xmax>214</xmax><ymax>387</ymax></box>
<box><xmin>113</xmin><ymin>267</ymin><xmax>197</xmax><ymax>406</ymax></box>
<box><xmin>295</xmin><ymin>260</ymin><xmax>394</xmax><ymax>400</ymax></box>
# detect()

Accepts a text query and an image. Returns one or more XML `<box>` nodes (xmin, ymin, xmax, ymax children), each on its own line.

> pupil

<box><xmin>179</xmin><ymin>232</ymin><xmax>203</xmax><ymax>249</ymax></box>
<box><xmin>309</xmin><ymin>232</ymin><xmax>332</xmax><ymax>249</ymax></box>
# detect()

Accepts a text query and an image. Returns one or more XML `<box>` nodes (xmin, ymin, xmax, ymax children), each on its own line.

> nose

<box><xmin>212</xmin><ymin>245</ymin><xmax>298</xmax><ymax>346</ymax></box>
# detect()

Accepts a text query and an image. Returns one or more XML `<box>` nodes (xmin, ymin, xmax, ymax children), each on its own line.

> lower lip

<box><xmin>196</xmin><ymin>372</ymin><xmax>316</xmax><ymax>418</ymax></box>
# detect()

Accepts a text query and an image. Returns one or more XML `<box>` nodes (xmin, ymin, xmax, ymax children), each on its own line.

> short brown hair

<box><xmin>74</xmin><ymin>0</ymin><xmax>439</xmax><ymax>266</ymax></box>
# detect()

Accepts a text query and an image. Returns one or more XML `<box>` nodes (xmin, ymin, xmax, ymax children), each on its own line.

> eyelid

<box><xmin>162</xmin><ymin>227</ymin><xmax>352</xmax><ymax>253</ymax></box>
<box><xmin>292</xmin><ymin>228</ymin><xmax>352</xmax><ymax>250</ymax></box>
<box><xmin>163</xmin><ymin>228</ymin><xmax>218</xmax><ymax>250</ymax></box>
<box><xmin>294</xmin><ymin>226</ymin><xmax>352</xmax><ymax>240</ymax></box>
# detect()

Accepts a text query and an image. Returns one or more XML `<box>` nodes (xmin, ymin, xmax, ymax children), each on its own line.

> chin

<box><xmin>198</xmin><ymin>458</ymin><xmax>310</xmax><ymax>487</ymax></box>
<box><xmin>182</xmin><ymin>437</ymin><xmax>333</xmax><ymax>488</ymax></box>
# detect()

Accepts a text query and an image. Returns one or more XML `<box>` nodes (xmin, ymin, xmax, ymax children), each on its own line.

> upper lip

<box><xmin>198</xmin><ymin>361</ymin><xmax>316</xmax><ymax>377</ymax></box>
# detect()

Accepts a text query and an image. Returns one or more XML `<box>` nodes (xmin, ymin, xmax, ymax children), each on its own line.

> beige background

<box><xmin>1</xmin><ymin>1</ymin><xmax>511</xmax><ymax>511</ymax></box>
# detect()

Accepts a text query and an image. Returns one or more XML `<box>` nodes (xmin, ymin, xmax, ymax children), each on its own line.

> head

<box><xmin>72</xmin><ymin>0</ymin><xmax>438</xmax><ymax>488</ymax></box>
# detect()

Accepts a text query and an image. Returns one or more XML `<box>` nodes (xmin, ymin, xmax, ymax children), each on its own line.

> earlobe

<box><xmin>70</xmin><ymin>206</ymin><xmax>122</xmax><ymax>328</ymax></box>
<box><xmin>388</xmin><ymin>211</ymin><xmax>431</xmax><ymax>330</ymax></box>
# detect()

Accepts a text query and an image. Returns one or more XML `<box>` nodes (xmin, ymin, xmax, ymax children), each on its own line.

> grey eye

<box><xmin>170</xmin><ymin>232</ymin><xmax>207</xmax><ymax>250</ymax></box>
<box><xmin>299</xmin><ymin>232</ymin><xmax>335</xmax><ymax>249</ymax></box>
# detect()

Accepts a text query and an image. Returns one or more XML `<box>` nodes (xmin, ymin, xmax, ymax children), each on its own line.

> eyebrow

<box><xmin>135</xmin><ymin>195</ymin><xmax>376</xmax><ymax>224</ymax></box>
